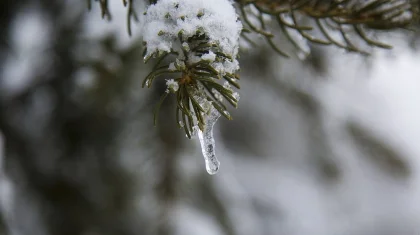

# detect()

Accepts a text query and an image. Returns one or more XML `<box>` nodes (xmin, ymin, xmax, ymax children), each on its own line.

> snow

<box><xmin>223</xmin><ymin>81</ymin><xmax>232</xmax><ymax>90</ymax></box>
<box><xmin>165</xmin><ymin>78</ymin><xmax>179</xmax><ymax>92</ymax></box>
<box><xmin>142</xmin><ymin>0</ymin><xmax>242</xmax><ymax>58</ymax></box>
<box><xmin>142</xmin><ymin>0</ymin><xmax>242</xmax><ymax>77</ymax></box>
<box><xmin>201</xmin><ymin>51</ymin><xmax>216</xmax><ymax>62</ymax></box>
<box><xmin>168</xmin><ymin>62</ymin><xmax>177</xmax><ymax>71</ymax></box>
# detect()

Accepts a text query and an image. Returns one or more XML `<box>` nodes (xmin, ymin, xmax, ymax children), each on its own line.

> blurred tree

<box><xmin>0</xmin><ymin>1</ymin><xmax>142</xmax><ymax>235</ymax></box>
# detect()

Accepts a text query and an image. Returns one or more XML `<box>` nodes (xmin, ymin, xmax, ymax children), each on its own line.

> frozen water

<box><xmin>198</xmin><ymin>105</ymin><xmax>221</xmax><ymax>175</ymax></box>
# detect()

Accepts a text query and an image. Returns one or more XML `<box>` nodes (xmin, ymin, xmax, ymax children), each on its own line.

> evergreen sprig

<box><xmin>236</xmin><ymin>0</ymin><xmax>417</xmax><ymax>55</ymax></box>
<box><xmin>89</xmin><ymin>0</ymin><xmax>417</xmax><ymax>136</ymax></box>
<box><xmin>91</xmin><ymin>0</ymin><xmax>417</xmax><ymax>52</ymax></box>
<box><xmin>142</xmin><ymin>32</ymin><xmax>240</xmax><ymax>138</ymax></box>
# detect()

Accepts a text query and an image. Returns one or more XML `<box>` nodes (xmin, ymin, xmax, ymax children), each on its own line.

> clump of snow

<box><xmin>201</xmin><ymin>51</ymin><xmax>216</xmax><ymax>62</ymax></box>
<box><xmin>223</xmin><ymin>81</ymin><xmax>232</xmax><ymax>90</ymax></box>
<box><xmin>142</xmin><ymin>0</ymin><xmax>242</xmax><ymax>58</ymax></box>
<box><xmin>166</xmin><ymin>79</ymin><xmax>179</xmax><ymax>93</ymax></box>
<box><xmin>182</xmin><ymin>42</ymin><xmax>190</xmax><ymax>52</ymax></box>
<box><xmin>168</xmin><ymin>62</ymin><xmax>176</xmax><ymax>71</ymax></box>
<box><xmin>211</xmin><ymin>59</ymin><xmax>238</xmax><ymax>75</ymax></box>
<box><xmin>142</xmin><ymin>0</ymin><xmax>242</xmax><ymax>77</ymax></box>
<box><xmin>174</xmin><ymin>58</ymin><xmax>186</xmax><ymax>70</ymax></box>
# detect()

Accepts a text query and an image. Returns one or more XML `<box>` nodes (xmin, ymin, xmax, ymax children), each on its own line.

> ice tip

<box><xmin>205</xmin><ymin>160</ymin><xmax>220</xmax><ymax>175</ymax></box>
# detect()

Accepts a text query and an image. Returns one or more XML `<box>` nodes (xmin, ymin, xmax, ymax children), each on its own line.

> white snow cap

<box><xmin>166</xmin><ymin>78</ymin><xmax>179</xmax><ymax>92</ymax></box>
<box><xmin>142</xmin><ymin>0</ymin><xmax>242</xmax><ymax>59</ymax></box>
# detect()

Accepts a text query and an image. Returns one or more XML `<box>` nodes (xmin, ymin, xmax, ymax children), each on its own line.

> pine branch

<box><xmin>236</xmin><ymin>0</ymin><xmax>418</xmax><ymax>55</ymax></box>
<box><xmin>139</xmin><ymin>0</ymin><xmax>242</xmax><ymax>139</ymax></box>
<box><xmin>91</xmin><ymin>0</ymin><xmax>418</xmax><ymax>54</ymax></box>
<box><xmin>88</xmin><ymin>0</ymin><xmax>418</xmax><ymax>150</ymax></box>
<box><xmin>142</xmin><ymin>33</ymin><xmax>240</xmax><ymax>138</ymax></box>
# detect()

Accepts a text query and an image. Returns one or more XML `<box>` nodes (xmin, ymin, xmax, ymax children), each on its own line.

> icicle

<box><xmin>198</xmin><ymin>105</ymin><xmax>221</xmax><ymax>175</ymax></box>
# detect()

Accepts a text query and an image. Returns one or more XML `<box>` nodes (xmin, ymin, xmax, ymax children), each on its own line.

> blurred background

<box><xmin>1</xmin><ymin>1</ymin><xmax>420</xmax><ymax>235</ymax></box>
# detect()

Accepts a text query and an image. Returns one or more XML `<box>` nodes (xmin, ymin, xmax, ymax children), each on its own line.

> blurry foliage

<box><xmin>238</xmin><ymin>0</ymin><xmax>418</xmax><ymax>55</ymax></box>
<box><xmin>346</xmin><ymin>121</ymin><xmax>411</xmax><ymax>179</ymax></box>
<box><xmin>0</xmin><ymin>1</ymin><xmax>149</xmax><ymax>234</ymax></box>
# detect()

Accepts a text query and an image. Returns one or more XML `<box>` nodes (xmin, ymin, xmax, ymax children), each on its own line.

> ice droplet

<box><xmin>198</xmin><ymin>106</ymin><xmax>221</xmax><ymax>175</ymax></box>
